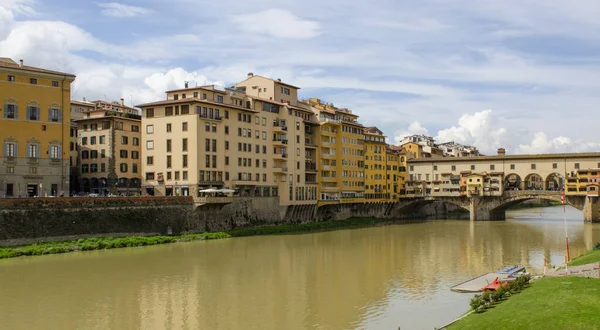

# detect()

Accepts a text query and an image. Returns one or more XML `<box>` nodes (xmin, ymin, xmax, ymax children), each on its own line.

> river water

<box><xmin>0</xmin><ymin>206</ymin><xmax>598</xmax><ymax>330</ymax></box>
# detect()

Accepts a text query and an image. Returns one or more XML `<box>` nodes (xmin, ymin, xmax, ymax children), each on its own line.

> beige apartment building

<box><xmin>137</xmin><ymin>74</ymin><xmax>318</xmax><ymax>205</ymax></box>
<box><xmin>72</xmin><ymin>100</ymin><xmax>142</xmax><ymax>195</ymax></box>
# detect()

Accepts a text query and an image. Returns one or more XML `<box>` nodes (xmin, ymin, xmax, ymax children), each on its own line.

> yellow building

<box><xmin>0</xmin><ymin>58</ymin><xmax>75</xmax><ymax>197</ymax></box>
<box><xmin>304</xmin><ymin>98</ymin><xmax>365</xmax><ymax>204</ymax></box>
<box><xmin>137</xmin><ymin>75</ymin><xmax>318</xmax><ymax>206</ymax></box>
<box><xmin>386</xmin><ymin>146</ymin><xmax>408</xmax><ymax>199</ymax></box>
<box><xmin>71</xmin><ymin>100</ymin><xmax>142</xmax><ymax>195</ymax></box>
<box><xmin>364</xmin><ymin>127</ymin><xmax>388</xmax><ymax>201</ymax></box>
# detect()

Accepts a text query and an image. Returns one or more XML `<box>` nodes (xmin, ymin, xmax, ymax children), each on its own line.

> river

<box><xmin>0</xmin><ymin>206</ymin><xmax>598</xmax><ymax>330</ymax></box>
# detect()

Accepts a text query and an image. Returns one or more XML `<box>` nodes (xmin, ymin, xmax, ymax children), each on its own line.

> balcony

<box><xmin>4</xmin><ymin>156</ymin><xmax>16</xmax><ymax>164</ymax></box>
<box><xmin>322</xmin><ymin>165</ymin><xmax>332</xmax><ymax>171</ymax></box>
<box><xmin>273</xmin><ymin>152</ymin><xmax>288</xmax><ymax>159</ymax></box>
<box><xmin>273</xmin><ymin>124</ymin><xmax>288</xmax><ymax>132</ymax></box>
<box><xmin>321</xmin><ymin>153</ymin><xmax>335</xmax><ymax>159</ymax></box>
<box><xmin>321</xmin><ymin>118</ymin><xmax>341</xmax><ymax>125</ymax></box>
<box><xmin>272</xmin><ymin>138</ymin><xmax>288</xmax><ymax>145</ymax></box>
<box><xmin>320</xmin><ymin>186</ymin><xmax>339</xmax><ymax>191</ymax></box>
<box><xmin>305</xmin><ymin>162</ymin><xmax>317</xmax><ymax>172</ymax></box>
<box><xmin>199</xmin><ymin>114</ymin><xmax>222</xmax><ymax>121</ymax></box>
<box><xmin>50</xmin><ymin>158</ymin><xmax>62</xmax><ymax>165</ymax></box>
<box><xmin>198</xmin><ymin>180</ymin><xmax>224</xmax><ymax>186</ymax></box>
<box><xmin>273</xmin><ymin>166</ymin><xmax>288</xmax><ymax>173</ymax></box>
<box><xmin>27</xmin><ymin>157</ymin><xmax>39</xmax><ymax>165</ymax></box>
<box><xmin>321</xmin><ymin>177</ymin><xmax>336</xmax><ymax>182</ymax></box>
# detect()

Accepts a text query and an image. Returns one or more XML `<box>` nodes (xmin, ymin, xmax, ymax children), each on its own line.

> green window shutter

<box><xmin>36</xmin><ymin>107</ymin><xmax>41</xmax><ymax>120</ymax></box>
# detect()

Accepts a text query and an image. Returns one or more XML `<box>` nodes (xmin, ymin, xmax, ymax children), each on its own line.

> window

<box><xmin>217</xmin><ymin>95</ymin><xmax>223</xmax><ymax>103</ymax></box>
<box><xmin>225</xmin><ymin>141</ymin><xmax>229</xmax><ymax>150</ymax></box>
<box><xmin>470</xmin><ymin>165</ymin><xmax>475</xmax><ymax>170</ymax></box>
<box><xmin>165</xmin><ymin>106</ymin><xmax>174</xmax><ymax>116</ymax></box>
<box><xmin>133</xmin><ymin>164</ymin><xmax>138</xmax><ymax>173</ymax></box>
<box><xmin>90</xmin><ymin>150</ymin><xmax>98</xmax><ymax>159</ymax></box>
<box><xmin>166</xmin><ymin>139</ymin><xmax>172</xmax><ymax>152</ymax></box>
<box><xmin>183</xmin><ymin>171</ymin><xmax>188</xmax><ymax>180</ymax></box>
<box><xmin>183</xmin><ymin>155</ymin><xmax>188</xmax><ymax>168</ymax></box>
<box><xmin>451</xmin><ymin>165</ymin><xmax>456</xmax><ymax>171</ymax></box>
<box><xmin>3</xmin><ymin>104</ymin><xmax>16</xmax><ymax>119</ymax></box>
<box><xmin>27</xmin><ymin>106</ymin><xmax>40</xmax><ymax>120</ymax></box>
<box><xmin>146</xmin><ymin>140</ymin><xmax>154</xmax><ymax>150</ymax></box>
<box><xmin>81</xmin><ymin>164</ymin><xmax>89</xmax><ymax>173</ymax></box>
<box><xmin>166</xmin><ymin>123</ymin><xmax>172</xmax><ymax>132</ymax></box>
<box><xmin>225</xmin><ymin>156</ymin><xmax>229</xmax><ymax>165</ymax></box>
<box><xmin>132</xmin><ymin>151</ymin><xmax>139</xmax><ymax>159</ymax></box>
<box><xmin>133</xmin><ymin>137</ymin><xmax>139</xmax><ymax>146</ymax></box>
<box><xmin>531</xmin><ymin>164</ymin><xmax>536</xmax><ymax>170</ymax></box>
<box><xmin>100</xmin><ymin>149</ymin><xmax>105</xmax><ymax>158</ymax></box>
<box><xmin>49</xmin><ymin>108</ymin><xmax>61</xmax><ymax>122</ymax></box>
<box><xmin>167</xmin><ymin>155</ymin><xmax>172</xmax><ymax>168</ymax></box>
<box><xmin>205</xmin><ymin>123</ymin><xmax>210</xmax><ymax>132</ymax></box>
<box><xmin>490</xmin><ymin>164</ymin><xmax>495</xmax><ymax>170</ymax></box>
<box><xmin>146</xmin><ymin>155</ymin><xmax>155</xmax><ymax>165</ymax></box>
<box><xmin>49</xmin><ymin>145</ymin><xmax>60</xmax><ymax>159</ymax></box>
<box><xmin>102</xmin><ymin>121</ymin><xmax>110</xmax><ymax>129</ymax></box>
<box><xmin>120</xmin><ymin>163</ymin><xmax>128</xmax><ymax>173</ymax></box>
<box><xmin>4</xmin><ymin>142</ymin><xmax>17</xmax><ymax>157</ymax></box>
<box><xmin>132</xmin><ymin>125</ymin><xmax>139</xmax><ymax>132</ymax></box>
<box><xmin>182</xmin><ymin>138</ymin><xmax>188</xmax><ymax>152</ymax></box>
<box><xmin>212</xmin><ymin>155</ymin><xmax>217</xmax><ymax>168</ymax></box>
<box><xmin>146</xmin><ymin>108</ymin><xmax>154</xmax><ymax>118</ymax></box>
<box><xmin>26</xmin><ymin>144</ymin><xmax>39</xmax><ymax>158</ymax></box>
<box><xmin>99</xmin><ymin>135</ymin><xmax>105</xmax><ymax>144</ymax></box>
<box><xmin>146</xmin><ymin>125</ymin><xmax>154</xmax><ymax>134</ymax></box>
<box><xmin>206</xmin><ymin>155</ymin><xmax>210</xmax><ymax>167</ymax></box>
<box><xmin>225</xmin><ymin>126</ymin><xmax>229</xmax><ymax>134</ymax></box>
<box><xmin>52</xmin><ymin>81</ymin><xmax>59</xmax><ymax>87</ymax></box>
<box><xmin>433</xmin><ymin>165</ymin><xmax>438</xmax><ymax>171</ymax></box>
<box><xmin>224</xmin><ymin>110</ymin><xmax>229</xmax><ymax>119</ymax></box>
<box><xmin>30</xmin><ymin>78</ymin><xmax>37</xmax><ymax>84</ymax></box>
<box><xmin>146</xmin><ymin>172</ymin><xmax>155</xmax><ymax>180</ymax></box>
<box><xmin>175</xmin><ymin>171</ymin><xmax>180</xmax><ymax>180</ymax></box>
<box><xmin>120</xmin><ymin>150</ymin><xmax>128</xmax><ymax>158</ymax></box>
<box><xmin>121</xmin><ymin>136</ymin><xmax>128</xmax><ymax>145</ymax></box>
<box><xmin>575</xmin><ymin>163</ymin><xmax>580</xmax><ymax>170</ymax></box>
<box><xmin>212</xmin><ymin>124</ymin><xmax>216</xmax><ymax>132</ymax></box>
<box><xmin>182</xmin><ymin>122</ymin><xmax>188</xmax><ymax>131</ymax></box>
<box><xmin>205</xmin><ymin>139</ymin><xmax>210</xmax><ymax>152</ymax></box>
<box><xmin>212</xmin><ymin>139</ymin><xmax>217</xmax><ymax>152</ymax></box>
<box><xmin>7</xmin><ymin>75</ymin><xmax>15</xmax><ymax>82</ymax></box>
<box><xmin>101</xmin><ymin>163</ymin><xmax>106</xmax><ymax>172</ymax></box>
<box><xmin>553</xmin><ymin>163</ymin><xmax>558</xmax><ymax>169</ymax></box>
<box><xmin>510</xmin><ymin>164</ymin><xmax>515</xmax><ymax>170</ymax></box>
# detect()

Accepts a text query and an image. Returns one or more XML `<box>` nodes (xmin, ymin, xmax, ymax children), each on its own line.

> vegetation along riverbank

<box><xmin>0</xmin><ymin>233</ymin><xmax>230</xmax><ymax>259</ymax></box>
<box><xmin>0</xmin><ymin>217</ymin><xmax>403</xmax><ymax>259</ymax></box>
<box><xmin>449</xmin><ymin>276</ymin><xmax>600</xmax><ymax>329</ymax></box>
<box><xmin>568</xmin><ymin>242</ymin><xmax>600</xmax><ymax>266</ymax></box>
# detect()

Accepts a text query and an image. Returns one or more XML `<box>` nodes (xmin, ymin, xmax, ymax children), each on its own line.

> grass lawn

<box><xmin>569</xmin><ymin>249</ymin><xmax>600</xmax><ymax>267</ymax></box>
<box><xmin>450</xmin><ymin>277</ymin><xmax>600</xmax><ymax>330</ymax></box>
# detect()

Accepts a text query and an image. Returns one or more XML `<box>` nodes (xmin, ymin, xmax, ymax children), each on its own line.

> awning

<box><xmin>217</xmin><ymin>189</ymin><xmax>235</xmax><ymax>193</ymax></box>
<box><xmin>199</xmin><ymin>188</ymin><xmax>219</xmax><ymax>193</ymax></box>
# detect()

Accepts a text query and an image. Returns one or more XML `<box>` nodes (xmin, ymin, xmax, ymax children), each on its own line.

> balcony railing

<box><xmin>272</xmin><ymin>138</ymin><xmax>288</xmax><ymax>144</ymax></box>
<box><xmin>199</xmin><ymin>114</ymin><xmax>222</xmax><ymax>121</ymax></box>
<box><xmin>196</xmin><ymin>196</ymin><xmax>232</xmax><ymax>205</ymax></box>
<box><xmin>27</xmin><ymin>157</ymin><xmax>39</xmax><ymax>165</ymax></box>
<box><xmin>305</xmin><ymin>162</ymin><xmax>317</xmax><ymax>171</ymax></box>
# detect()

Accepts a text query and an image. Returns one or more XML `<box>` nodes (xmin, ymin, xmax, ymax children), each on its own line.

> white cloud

<box><xmin>97</xmin><ymin>2</ymin><xmax>150</xmax><ymax>18</ymax></box>
<box><xmin>394</xmin><ymin>122</ymin><xmax>429</xmax><ymax>143</ymax></box>
<box><xmin>515</xmin><ymin>133</ymin><xmax>600</xmax><ymax>154</ymax></box>
<box><xmin>0</xmin><ymin>0</ymin><xmax>36</xmax><ymax>16</ymax></box>
<box><xmin>230</xmin><ymin>9</ymin><xmax>320</xmax><ymax>39</ymax></box>
<box><xmin>435</xmin><ymin>110</ymin><xmax>507</xmax><ymax>154</ymax></box>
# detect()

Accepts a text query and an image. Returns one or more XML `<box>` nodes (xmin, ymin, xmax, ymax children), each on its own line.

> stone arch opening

<box><xmin>82</xmin><ymin>179</ymin><xmax>90</xmax><ymax>193</ymax></box>
<box><xmin>91</xmin><ymin>178</ymin><xmax>99</xmax><ymax>193</ymax></box>
<box><xmin>391</xmin><ymin>198</ymin><xmax>470</xmax><ymax>218</ymax></box>
<box><xmin>524</xmin><ymin>173</ymin><xmax>544</xmax><ymax>190</ymax></box>
<box><xmin>504</xmin><ymin>173</ymin><xmax>522</xmax><ymax>190</ymax></box>
<box><xmin>545</xmin><ymin>173</ymin><xmax>563</xmax><ymax>191</ymax></box>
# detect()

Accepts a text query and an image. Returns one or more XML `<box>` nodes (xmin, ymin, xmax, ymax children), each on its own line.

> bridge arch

<box><xmin>545</xmin><ymin>173</ymin><xmax>563</xmax><ymax>191</ymax></box>
<box><xmin>504</xmin><ymin>173</ymin><xmax>522</xmax><ymax>190</ymax></box>
<box><xmin>485</xmin><ymin>191</ymin><xmax>584</xmax><ymax>220</ymax></box>
<box><xmin>524</xmin><ymin>173</ymin><xmax>543</xmax><ymax>190</ymax></box>
<box><xmin>390</xmin><ymin>197</ymin><xmax>470</xmax><ymax>218</ymax></box>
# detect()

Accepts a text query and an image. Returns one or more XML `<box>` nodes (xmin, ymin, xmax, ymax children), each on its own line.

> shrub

<box><xmin>594</xmin><ymin>242</ymin><xmax>600</xmax><ymax>250</ymax></box>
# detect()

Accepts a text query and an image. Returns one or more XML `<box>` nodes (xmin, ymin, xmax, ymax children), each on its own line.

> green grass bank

<box><xmin>449</xmin><ymin>277</ymin><xmax>600</xmax><ymax>330</ymax></box>
<box><xmin>568</xmin><ymin>243</ymin><xmax>600</xmax><ymax>266</ymax></box>
<box><xmin>0</xmin><ymin>232</ymin><xmax>230</xmax><ymax>259</ymax></box>
<box><xmin>0</xmin><ymin>217</ymin><xmax>399</xmax><ymax>259</ymax></box>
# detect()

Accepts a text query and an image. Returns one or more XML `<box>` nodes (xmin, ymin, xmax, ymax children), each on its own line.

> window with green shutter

<box><xmin>4</xmin><ymin>104</ymin><xmax>17</xmax><ymax>119</ymax></box>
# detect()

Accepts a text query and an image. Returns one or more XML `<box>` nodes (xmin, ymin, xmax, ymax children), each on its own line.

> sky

<box><xmin>1</xmin><ymin>0</ymin><xmax>599</xmax><ymax>155</ymax></box>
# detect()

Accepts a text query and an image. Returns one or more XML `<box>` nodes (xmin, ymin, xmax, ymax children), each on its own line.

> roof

<box><xmin>165</xmin><ymin>85</ymin><xmax>229</xmax><ymax>95</ymax></box>
<box><xmin>71</xmin><ymin>100</ymin><xmax>95</xmax><ymax>107</ymax></box>
<box><xmin>237</xmin><ymin>74</ymin><xmax>301</xmax><ymax>89</ymax></box>
<box><xmin>135</xmin><ymin>97</ymin><xmax>259</xmax><ymax>113</ymax></box>
<box><xmin>0</xmin><ymin>58</ymin><xmax>76</xmax><ymax>78</ymax></box>
<box><xmin>408</xmin><ymin>152</ymin><xmax>600</xmax><ymax>163</ymax></box>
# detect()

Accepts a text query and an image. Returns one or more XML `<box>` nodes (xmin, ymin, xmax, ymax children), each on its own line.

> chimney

<box><xmin>184</xmin><ymin>81</ymin><xmax>188</xmax><ymax>88</ymax></box>
<box><xmin>277</xmin><ymin>78</ymin><xmax>281</xmax><ymax>82</ymax></box>
<box><xmin>497</xmin><ymin>148</ymin><xmax>506</xmax><ymax>156</ymax></box>
<box><xmin>19</xmin><ymin>59</ymin><xmax>23</xmax><ymax>68</ymax></box>
<box><xmin>83</xmin><ymin>97</ymin><xmax>86</xmax><ymax>102</ymax></box>
<box><xmin>120</xmin><ymin>98</ymin><xmax>124</xmax><ymax>106</ymax></box>
<box><xmin>247</xmin><ymin>72</ymin><xmax>254</xmax><ymax>78</ymax></box>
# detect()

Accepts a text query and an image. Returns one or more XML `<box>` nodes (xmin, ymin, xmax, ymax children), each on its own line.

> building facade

<box><xmin>137</xmin><ymin>75</ymin><xmax>318</xmax><ymax>206</ymax></box>
<box><xmin>0</xmin><ymin>58</ymin><xmax>75</xmax><ymax>197</ymax></box>
<box><xmin>72</xmin><ymin>100</ymin><xmax>142</xmax><ymax>195</ymax></box>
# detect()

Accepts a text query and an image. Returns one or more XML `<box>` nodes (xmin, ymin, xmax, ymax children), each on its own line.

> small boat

<box><xmin>496</xmin><ymin>265</ymin><xmax>526</xmax><ymax>277</ymax></box>
<box><xmin>483</xmin><ymin>277</ymin><xmax>508</xmax><ymax>291</ymax></box>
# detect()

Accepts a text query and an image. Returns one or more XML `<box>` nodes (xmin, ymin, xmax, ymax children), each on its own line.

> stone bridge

<box><xmin>393</xmin><ymin>191</ymin><xmax>600</xmax><ymax>222</ymax></box>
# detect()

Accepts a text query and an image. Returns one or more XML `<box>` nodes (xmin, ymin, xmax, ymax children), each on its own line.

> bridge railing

<box><xmin>503</xmin><ymin>190</ymin><xmax>561</xmax><ymax>198</ymax></box>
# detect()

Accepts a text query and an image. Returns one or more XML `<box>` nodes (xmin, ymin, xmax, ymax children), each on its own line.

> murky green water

<box><xmin>0</xmin><ymin>206</ymin><xmax>597</xmax><ymax>330</ymax></box>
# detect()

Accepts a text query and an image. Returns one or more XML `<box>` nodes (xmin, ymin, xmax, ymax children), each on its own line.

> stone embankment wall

<box><xmin>0</xmin><ymin>197</ymin><xmax>466</xmax><ymax>246</ymax></box>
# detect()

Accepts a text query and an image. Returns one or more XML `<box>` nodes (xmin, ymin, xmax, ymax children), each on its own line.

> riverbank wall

<box><xmin>0</xmin><ymin>197</ymin><xmax>467</xmax><ymax>246</ymax></box>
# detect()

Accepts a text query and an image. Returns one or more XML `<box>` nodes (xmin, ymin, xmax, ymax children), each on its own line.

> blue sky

<box><xmin>1</xmin><ymin>0</ymin><xmax>599</xmax><ymax>154</ymax></box>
